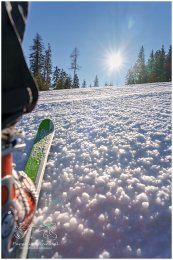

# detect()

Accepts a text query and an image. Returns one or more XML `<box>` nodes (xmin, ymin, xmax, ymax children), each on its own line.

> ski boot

<box><xmin>2</xmin><ymin>127</ymin><xmax>38</xmax><ymax>258</ymax></box>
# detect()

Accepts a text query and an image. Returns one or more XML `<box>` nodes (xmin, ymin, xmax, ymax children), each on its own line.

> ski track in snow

<box><xmin>14</xmin><ymin>82</ymin><xmax>172</xmax><ymax>258</ymax></box>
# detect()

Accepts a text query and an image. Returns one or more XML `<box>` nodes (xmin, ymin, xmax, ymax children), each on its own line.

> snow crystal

<box><xmin>52</xmin><ymin>252</ymin><xmax>60</xmax><ymax>258</ymax></box>
<box><xmin>81</xmin><ymin>192</ymin><xmax>90</xmax><ymax>201</ymax></box>
<box><xmin>136</xmin><ymin>248</ymin><xmax>142</xmax><ymax>256</ymax></box>
<box><xmin>98</xmin><ymin>214</ymin><xmax>105</xmax><ymax>222</ymax></box>
<box><xmin>114</xmin><ymin>208</ymin><xmax>121</xmax><ymax>216</ymax></box>
<box><xmin>96</xmin><ymin>176</ymin><xmax>106</xmax><ymax>184</ymax></box>
<box><xmin>42</xmin><ymin>182</ymin><xmax>51</xmax><ymax>189</ymax></box>
<box><xmin>142</xmin><ymin>201</ymin><xmax>149</xmax><ymax>209</ymax></box>
<box><xmin>76</xmin><ymin>196</ymin><xmax>82</xmax><ymax>204</ymax></box>
<box><xmin>78</xmin><ymin>224</ymin><xmax>84</xmax><ymax>232</ymax></box>
<box><xmin>69</xmin><ymin>217</ymin><xmax>78</xmax><ymax>228</ymax></box>
<box><xmin>99</xmin><ymin>250</ymin><xmax>110</xmax><ymax>258</ymax></box>
<box><xmin>136</xmin><ymin>192</ymin><xmax>149</xmax><ymax>202</ymax></box>
<box><xmin>57</xmin><ymin>213</ymin><xmax>70</xmax><ymax>223</ymax></box>
<box><xmin>126</xmin><ymin>245</ymin><xmax>132</xmax><ymax>253</ymax></box>
<box><xmin>119</xmin><ymin>148</ymin><xmax>126</xmax><ymax>155</ymax></box>
<box><xmin>97</xmin><ymin>194</ymin><xmax>106</xmax><ymax>202</ymax></box>
<box><xmin>82</xmin><ymin>228</ymin><xmax>94</xmax><ymax>237</ymax></box>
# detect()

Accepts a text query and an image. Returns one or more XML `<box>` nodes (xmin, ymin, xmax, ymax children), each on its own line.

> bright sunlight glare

<box><xmin>105</xmin><ymin>51</ymin><xmax>123</xmax><ymax>72</ymax></box>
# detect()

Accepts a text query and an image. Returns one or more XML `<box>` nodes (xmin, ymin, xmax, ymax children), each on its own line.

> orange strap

<box><xmin>2</xmin><ymin>154</ymin><xmax>13</xmax><ymax>178</ymax></box>
<box><xmin>2</xmin><ymin>154</ymin><xmax>16</xmax><ymax>205</ymax></box>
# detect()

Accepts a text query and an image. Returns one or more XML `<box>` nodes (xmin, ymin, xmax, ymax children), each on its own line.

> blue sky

<box><xmin>23</xmin><ymin>1</ymin><xmax>172</xmax><ymax>87</ymax></box>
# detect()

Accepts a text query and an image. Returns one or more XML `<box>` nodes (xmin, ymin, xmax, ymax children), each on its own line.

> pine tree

<box><xmin>164</xmin><ymin>45</ymin><xmax>172</xmax><ymax>81</ymax></box>
<box><xmin>29</xmin><ymin>33</ymin><xmax>44</xmax><ymax>77</ymax></box>
<box><xmin>152</xmin><ymin>46</ymin><xmax>166</xmax><ymax>82</ymax></box>
<box><xmin>159</xmin><ymin>45</ymin><xmax>166</xmax><ymax>82</ymax></box>
<box><xmin>29</xmin><ymin>33</ymin><xmax>48</xmax><ymax>91</ymax></box>
<box><xmin>64</xmin><ymin>75</ymin><xmax>73</xmax><ymax>89</ymax></box>
<box><xmin>126</xmin><ymin>65</ymin><xmax>137</xmax><ymax>84</ymax></box>
<box><xmin>73</xmin><ymin>74</ymin><xmax>80</xmax><ymax>88</ymax></box>
<box><xmin>55</xmin><ymin>69</ymin><xmax>72</xmax><ymax>90</ymax></box>
<box><xmin>70</xmin><ymin>47</ymin><xmax>81</xmax><ymax>88</ymax></box>
<box><xmin>52</xmin><ymin>66</ymin><xmax>61</xmax><ymax>89</ymax></box>
<box><xmin>56</xmin><ymin>69</ymin><xmax>66</xmax><ymax>90</ymax></box>
<box><xmin>136</xmin><ymin>46</ymin><xmax>146</xmax><ymax>84</ymax></box>
<box><xmin>35</xmin><ymin>74</ymin><xmax>48</xmax><ymax>91</ymax></box>
<box><xmin>152</xmin><ymin>50</ymin><xmax>159</xmax><ymax>82</ymax></box>
<box><xmin>94</xmin><ymin>75</ymin><xmax>99</xmax><ymax>87</ymax></box>
<box><xmin>43</xmin><ymin>43</ymin><xmax>52</xmax><ymax>89</ymax></box>
<box><xmin>82</xmin><ymin>80</ymin><xmax>87</xmax><ymax>88</ymax></box>
<box><xmin>146</xmin><ymin>50</ymin><xmax>155</xmax><ymax>83</ymax></box>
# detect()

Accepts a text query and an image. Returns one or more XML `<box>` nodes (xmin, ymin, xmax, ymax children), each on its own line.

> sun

<box><xmin>106</xmin><ymin>51</ymin><xmax>123</xmax><ymax>72</ymax></box>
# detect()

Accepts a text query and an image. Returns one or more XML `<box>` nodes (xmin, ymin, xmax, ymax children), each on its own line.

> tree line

<box><xmin>29</xmin><ymin>33</ymin><xmax>103</xmax><ymax>90</ymax></box>
<box><xmin>29</xmin><ymin>33</ymin><xmax>80</xmax><ymax>91</ymax></box>
<box><xmin>126</xmin><ymin>45</ymin><xmax>172</xmax><ymax>85</ymax></box>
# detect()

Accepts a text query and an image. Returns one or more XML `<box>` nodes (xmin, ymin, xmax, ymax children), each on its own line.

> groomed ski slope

<box><xmin>15</xmin><ymin>82</ymin><xmax>171</xmax><ymax>258</ymax></box>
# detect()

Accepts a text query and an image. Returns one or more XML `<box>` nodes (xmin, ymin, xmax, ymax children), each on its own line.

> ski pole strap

<box><xmin>2</xmin><ymin>154</ymin><xmax>13</xmax><ymax>177</ymax></box>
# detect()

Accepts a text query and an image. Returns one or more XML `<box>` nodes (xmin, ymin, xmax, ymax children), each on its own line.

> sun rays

<box><xmin>105</xmin><ymin>51</ymin><xmax>123</xmax><ymax>72</ymax></box>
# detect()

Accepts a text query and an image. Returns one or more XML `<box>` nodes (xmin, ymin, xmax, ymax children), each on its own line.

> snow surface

<box><xmin>14</xmin><ymin>82</ymin><xmax>172</xmax><ymax>258</ymax></box>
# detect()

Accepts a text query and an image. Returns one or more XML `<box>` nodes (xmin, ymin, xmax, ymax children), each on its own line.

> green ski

<box><xmin>13</xmin><ymin>118</ymin><xmax>55</xmax><ymax>258</ymax></box>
